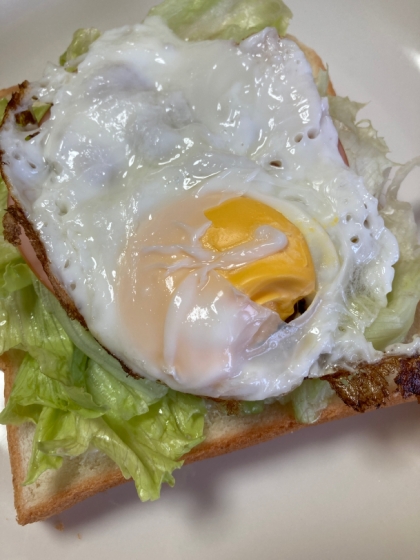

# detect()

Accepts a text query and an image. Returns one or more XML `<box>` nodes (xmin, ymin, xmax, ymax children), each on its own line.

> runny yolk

<box><xmin>201</xmin><ymin>197</ymin><xmax>316</xmax><ymax>321</ymax></box>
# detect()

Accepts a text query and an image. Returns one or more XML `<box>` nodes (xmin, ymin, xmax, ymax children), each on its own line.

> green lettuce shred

<box><xmin>315</xmin><ymin>67</ymin><xmax>330</xmax><ymax>98</ymax></box>
<box><xmin>278</xmin><ymin>379</ymin><xmax>334</xmax><ymax>424</ymax></box>
<box><xmin>1</xmin><ymin>353</ymin><xmax>205</xmax><ymax>498</ymax></box>
<box><xmin>30</xmin><ymin>101</ymin><xmax>51</xmax><ymax>124</ymax></box>
<box><xmin>240</xmin><ymin>400</ymin><xmax>265</xmax><ymax>415</ymax></box>
<box><xmin>59</xmin><ymin>28</ymin><xmax>101</xmax><ymax>72</ymax></box>
<box><xmin>291</xmin><ymin>379</ymin><xmax>334</xmax><ymax>424</ymax></box>
<box><xmin>149</xmin><ymin>0</ymin><xmax>292</xmax><ymax>42</ymax></box>
<box><xmin>0</xmin><ymin>262</ymin><xmax>32</xmax><ymax>296</ymax></box>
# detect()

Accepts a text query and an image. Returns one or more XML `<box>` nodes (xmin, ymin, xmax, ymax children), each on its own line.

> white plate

<box><xmin>1</xmin><ymin>1</ymin><xmax>420</xmax><ymax>558</ymax></box>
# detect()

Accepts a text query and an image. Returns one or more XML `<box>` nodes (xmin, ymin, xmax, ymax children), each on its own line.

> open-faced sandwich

<box><xmin>1</xmin><ymin>0</ymin><xmax>420</xmax><ymax>525</ymax></box>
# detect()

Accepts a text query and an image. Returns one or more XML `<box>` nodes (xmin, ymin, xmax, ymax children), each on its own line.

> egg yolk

<box><xmin>201</xmin><ymin>197</ymin><xmax>316</xmax><ymax>320</ymax></box>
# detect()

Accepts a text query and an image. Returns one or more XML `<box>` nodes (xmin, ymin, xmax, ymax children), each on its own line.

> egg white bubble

<box><xmin>0</xmin><ymin>18</ymin><xmax>399</xmax><ymax>399</ymax></box>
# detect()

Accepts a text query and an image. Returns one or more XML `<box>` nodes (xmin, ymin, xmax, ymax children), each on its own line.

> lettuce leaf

<box><xmin>30</xmin><ymin>101</ymin><xmax>51</xmax><ymax>124</ymax></box>
<box><xmin>0</xmin><ymin>262</ymin><xmax>32</xmax><ymax>297</ymax></box>
<box><xmin>149</xmin><ymin>0</ymin><xmax>292</xmax><ymax>42</ymax></box>
<box><xmin>315</xmin><ymin>67</ymin><xmax>330</xmax><ymax>98</ymax></box>
<box><xmin>291</xmin><ymin>379</ymin><xmax>334</xmax><ymax>424</ymax></box>
<box><xmin>26</xmin><ymin>394</ymin><xmax>203</xmax><ymax>500</ymax></box>
<box><xmin>278</xmin><ymin>379</ymin><xmax>334</xmax><ymax>424</ymax></box>
<box><xmin>0</xmin><ymin>284</ymin><xmax>75</xmax><ymax>383</ymax></box>
<box><xmin>59</xmin><ymin>28</ymin><xmax>101</xmax><ymax>72</ymax></box>
<box><xmin>381</xmin><ymin>158</ymin><xmax>420</xmax><ymax>261</ymax></box>
<box><xmin>365</xmin><ymin>259</ymin><xmax>420</xmax><ymax>350</ymax></box>
<box><xmin>0</xmin><ymin>353</ymin><xmax>105</xmax><ymax>425</ymax></box>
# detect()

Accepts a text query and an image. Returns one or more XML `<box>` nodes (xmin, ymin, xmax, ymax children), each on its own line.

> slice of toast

<box><xmin>0</xmin><ymin>39</ymin><xmax>418</xmax><ymax>526</ymax></box>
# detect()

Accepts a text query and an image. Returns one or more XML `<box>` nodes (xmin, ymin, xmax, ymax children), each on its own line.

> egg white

<box><xmin>0</xmin><ymin>18</ymin><xmax>399</xmax><ymax>399</ymax></box>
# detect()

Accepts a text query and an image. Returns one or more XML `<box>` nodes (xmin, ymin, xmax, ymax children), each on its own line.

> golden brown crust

<box><xmin>2</xmin><ymin>209</ymin><xmax>22</xmax><ymax>246</ymax></box>
<box><xmin>394</xmin><ymin>357</ymin><xmax>420</xmax><ymax>399</ymax></box>
<box><xmin>324</xmin><ymin>355</ymin><xmax>420</xmax><ymax>411</ymax></box>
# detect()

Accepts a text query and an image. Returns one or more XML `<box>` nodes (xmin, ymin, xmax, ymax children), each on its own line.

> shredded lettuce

<box><xmin>381</xmin><ymin>158</ymin><xmax>420</xmax><ymax>261</ymax></box>
<box><xmin>291</xmin><ymin>379</ymin><xmax>334</xmax><ymax>424</ymax></box>
<box><xmin>278</xmin><ymin>379</ymin><xmax>334</xmax><ymax>424</ymax></box>
<box><xmin>59</xmin><ymin>28</ymin><xmax>101</xmax><ymax>72</ymax></box>
<box><xmin>315</xmin><ymin>67</ymin><xmax>330</xmax><ymax>98</ymax></box>
<box><xmin>30</xmin><ymin>101</ymin><xmax>51</xmax><ymax>124</ymax></box>
<box><xmin>0</xmin><ymin>262</ymin><xmax>32</xmax><ymax>297</ymax></box>
<box><xmin>149</xmin><ymin>0</ymin><xmax>292</xmax><ymax>42</ymax></box>
<box><xmin>1</xmin><ymin>352</ymin><xmax>205</xmax><ymax>498</ymax></box>
<box><xmin>240</xmin><ymin>400</ymin><xmax>265</xmax><ymax>415</ymax></box>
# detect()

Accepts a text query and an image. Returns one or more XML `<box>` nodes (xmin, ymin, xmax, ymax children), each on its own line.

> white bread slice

<box><xmin>0</xmin><ymin>40</ymin><xmax>418</xmax><ymax>526</ymax></box>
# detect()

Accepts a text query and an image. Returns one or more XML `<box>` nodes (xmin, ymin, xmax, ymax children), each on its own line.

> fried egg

<box><xmin>0</xmin><ymin>18</ymin><xmax>399</xmax><ymax>399</ymax></box>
